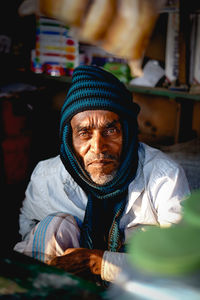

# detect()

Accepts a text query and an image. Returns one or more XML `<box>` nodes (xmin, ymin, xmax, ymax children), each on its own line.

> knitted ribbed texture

<box><xmin>60</xmin><ymin>65</ymin><xmax>140</xmax><ymax>252</ymax></box>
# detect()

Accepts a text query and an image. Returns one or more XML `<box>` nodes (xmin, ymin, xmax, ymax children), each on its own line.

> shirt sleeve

<box><xmin>101</xmin><ymin>251</ymin><xmax>129</xmax><ymax>282</ymax></box>
<box><xmin>18</xmin><ymin>162</ymin><xmax>50</xmax><ymax>239</ymax></box>
<box><xmin>150</xmin><ymin>160</ymin><xmax>191</xmax><ymax>227</ymax></box>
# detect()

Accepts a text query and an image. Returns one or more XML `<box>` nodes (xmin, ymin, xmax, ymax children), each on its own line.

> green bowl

<box><xmin>127</xmin><ymin>224</ymin><xmax>200</xmax><ymax>276</ymax></box>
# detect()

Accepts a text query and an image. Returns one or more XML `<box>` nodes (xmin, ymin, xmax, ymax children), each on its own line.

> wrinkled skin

<box><xmin>71</xmin><ymin>110</ymin><xmax>123</xmax><ymax>184</ymax></box>
<box><xmin>47</xmin><ymin>248</ymin><xmax>104</xmax><ymax>281</ymax></box>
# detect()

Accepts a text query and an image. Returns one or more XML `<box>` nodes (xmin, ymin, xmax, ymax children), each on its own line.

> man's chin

<box><xmin>89</xmin><ymin>171</ymin><xmax>117</xmax><ymax>185</ymax></box>
<box><xmin>90</xmin><ymin>174</ymin><xmax>114</xmax><ymax>185</ymax></box>
<box><xmin>85</xmin><ymin>162</ymin><xmax>119</xmax><ymax>185</ymax></box>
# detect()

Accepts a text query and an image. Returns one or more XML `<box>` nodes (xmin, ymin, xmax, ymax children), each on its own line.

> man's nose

<box><xmin>91</xmin><ymin>131</ymin><xmax>105</xmax><ymax>154</ymax></box>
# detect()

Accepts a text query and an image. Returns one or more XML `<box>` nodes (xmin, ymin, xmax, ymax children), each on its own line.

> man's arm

<box><xmin>47</xmin><ymin>248</ymin><xmax>129</xmax><ymax>282</ymax></box>
<box><xmin>18</xmin><ymin>178</ymin><xmax>44</xmax><ymax>240</ymax></box>
<box><xmin>153</xmin><ymin>163</ymin><xmax>190</xmax><ymax>227</ymax></box>
<box><xmin>47</xmin><ymin>248</ymin><xmax>103</xmax><ymax>276</ymax></box>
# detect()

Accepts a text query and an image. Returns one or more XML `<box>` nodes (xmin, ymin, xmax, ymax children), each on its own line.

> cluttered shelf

<box><xmin>32</xmin><ymin>73</ymin><xmax>200</xmax><ymax>102</ymax></box>
<box><xmin>24</xmin><ymin>6</ymin><xmax>200</xmax><ymax>104</ymax></box>
<box><xmin>1</xmin><ymin>71</ymin><xmax>200</xmax><ymax>102</ymax></box>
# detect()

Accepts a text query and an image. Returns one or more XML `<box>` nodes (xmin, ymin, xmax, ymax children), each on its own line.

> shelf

<box><xmin>126</xmin><ymin>85</ymin><xmax>200</xmax><ymax>101</ymax></box>
<box><xmin>31</xmin><ymin>73</ymin><xmax>200</xmax><ymax>102</ymax></box>
<box><xmin>4</xmin><ymin>72</ymin><xmax>199</xmax><ymax>102</ymax></box>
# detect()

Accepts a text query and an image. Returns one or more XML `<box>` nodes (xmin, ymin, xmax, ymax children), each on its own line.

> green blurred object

<box><xmin>0</xmin><ymin>250</ymin><xmax>106</xmax><ymax>299</ymax></box>
<box><xmin>127</xmin><ymin>225</ymin><xmax>200</xmax><ymax>276</ymax></box>
<box><xmin>183</xmin><ymin>189</ymin><xmax>200</xmax><ymax>228</ymax></box>
<box><xmin>127</xmin><ymin>189</ymin><xmax>200</xmax><ymax>277</ymax></box>
<box><xmin>103</xmin><ymin>62</ymin><xmax>132</xmax><ymax>84</ymax></box>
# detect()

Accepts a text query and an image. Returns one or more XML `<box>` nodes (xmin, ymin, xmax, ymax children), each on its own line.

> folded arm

<box><xmin>47</xmin><ymin>248</ymin><xmax>103</xmax><ymax>276</ymax></box>
<box><xmin>47</xmin><ymin>248</ymin><xmax>129</xmax><ymax>283</ymax></box>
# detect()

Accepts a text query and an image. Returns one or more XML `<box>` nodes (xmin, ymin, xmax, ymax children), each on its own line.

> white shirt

<box><xmin>16</xmin><ymin>142</ymin><xmax>190</xmax><ymax>282</ymax></box>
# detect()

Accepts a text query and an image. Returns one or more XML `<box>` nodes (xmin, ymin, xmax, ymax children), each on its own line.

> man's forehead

<box><xmin>71</xmin><ymin>110</ymin><xmax>120</xmax><ymax>127</ymax></box>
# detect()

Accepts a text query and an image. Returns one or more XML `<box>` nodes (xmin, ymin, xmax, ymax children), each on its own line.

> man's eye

<box><xmin>104</xmin><ymin>128</ymin><xmax>118</xmax><ymax>136</ymax></box>
<box><xmin>79</xmin><ymin>131</ymin><xmax>90</xmax><ymax>138</ymax></box>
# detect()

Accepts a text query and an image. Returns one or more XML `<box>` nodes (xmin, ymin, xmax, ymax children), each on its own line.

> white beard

<box><xmin>89</xmin><ymin>170</ymin><xmax>117</xmax><ymax>185</ymax></box>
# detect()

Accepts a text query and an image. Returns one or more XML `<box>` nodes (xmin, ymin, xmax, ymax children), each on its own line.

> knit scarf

<box><xmin>60</xmin><ymin>65</ymin><xmax>140</xmax><ymax>252</ymax></box>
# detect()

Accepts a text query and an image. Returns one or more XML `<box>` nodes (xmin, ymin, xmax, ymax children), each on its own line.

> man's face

<box><xmin>71</xmin><ymin>110</ymin><xmax>123</xmax><ymax>185</ymax></box>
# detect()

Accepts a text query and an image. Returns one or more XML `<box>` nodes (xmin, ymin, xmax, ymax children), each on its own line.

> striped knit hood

<box><xmin>60</xmin><ymin>65</ymin><xmax>140</xmax><ymax>252</ymax></box>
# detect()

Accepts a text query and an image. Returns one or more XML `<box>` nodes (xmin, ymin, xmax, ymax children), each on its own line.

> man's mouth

<box><xmin>87</xmin><ymin>160</ymin><xmax>115</xmax><ymax>167</ymax></box>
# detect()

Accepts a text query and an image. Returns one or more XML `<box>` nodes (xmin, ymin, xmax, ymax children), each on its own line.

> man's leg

<box><xmin>14</xmin><ymin>213</ymin><xmax>80</xmax><ymax>262</ymax></box>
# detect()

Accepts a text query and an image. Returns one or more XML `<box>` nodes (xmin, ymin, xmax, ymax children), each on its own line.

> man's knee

<box><xmin>14</xmin><ymin>212</ymin><xmax>81</xmax><ymax>262</ymax></box>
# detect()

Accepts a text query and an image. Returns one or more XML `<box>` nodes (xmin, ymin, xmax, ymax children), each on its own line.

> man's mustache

<box><xmin>85</xmin><ymin>153</ymin><xmax>118</xmax><ymax>165</ymax></box>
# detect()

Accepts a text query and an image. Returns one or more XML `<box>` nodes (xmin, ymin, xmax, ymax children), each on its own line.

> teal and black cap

<box><xmin>60</xmin><ymin>64</ymin><xmax>140</xmax><ymax>127</ymax></box>
<box><xmin>60</xmin><ymin>65</ymin><xmax>139</xmax><ymax>196</ymax></box>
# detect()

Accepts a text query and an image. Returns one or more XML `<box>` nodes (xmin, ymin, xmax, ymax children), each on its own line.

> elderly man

<box><xmin>14</xmin><ymin>65</ymin><xmax>190</xmax><ymax>284</ymax></box>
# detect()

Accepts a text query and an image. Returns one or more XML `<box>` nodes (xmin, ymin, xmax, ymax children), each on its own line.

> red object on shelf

<box><xmin>2</xmin><ymin>136</ymin><xmax>31</xmax><ymax>184</ymax></box>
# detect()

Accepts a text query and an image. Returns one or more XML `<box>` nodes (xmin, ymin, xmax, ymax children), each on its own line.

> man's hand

<box><xmin>47</xmin><ymin>248</ymin><xmax>104</xmax><ymax>280</ymax></box>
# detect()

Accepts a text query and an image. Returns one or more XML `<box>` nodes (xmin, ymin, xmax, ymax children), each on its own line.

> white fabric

<box><xmin>14</xmin><ymin>142</ymin><xmax>190</xmax><ymax>282</ymax></box>
<box><xmin>101</xmin><ymin>252</ymin><xmax>129</xmax><ymax>282</ymax></box>
<box><xmin>14</xmin><ymin>213</ymin><xmax>80</xmax><ymax>262</ymax></box>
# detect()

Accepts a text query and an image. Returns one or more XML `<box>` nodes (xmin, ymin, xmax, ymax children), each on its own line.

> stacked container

<box><xmin>31</xmin><ymin>16</ymin><xmax>79</xmax><ymax>76</ymax></box>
